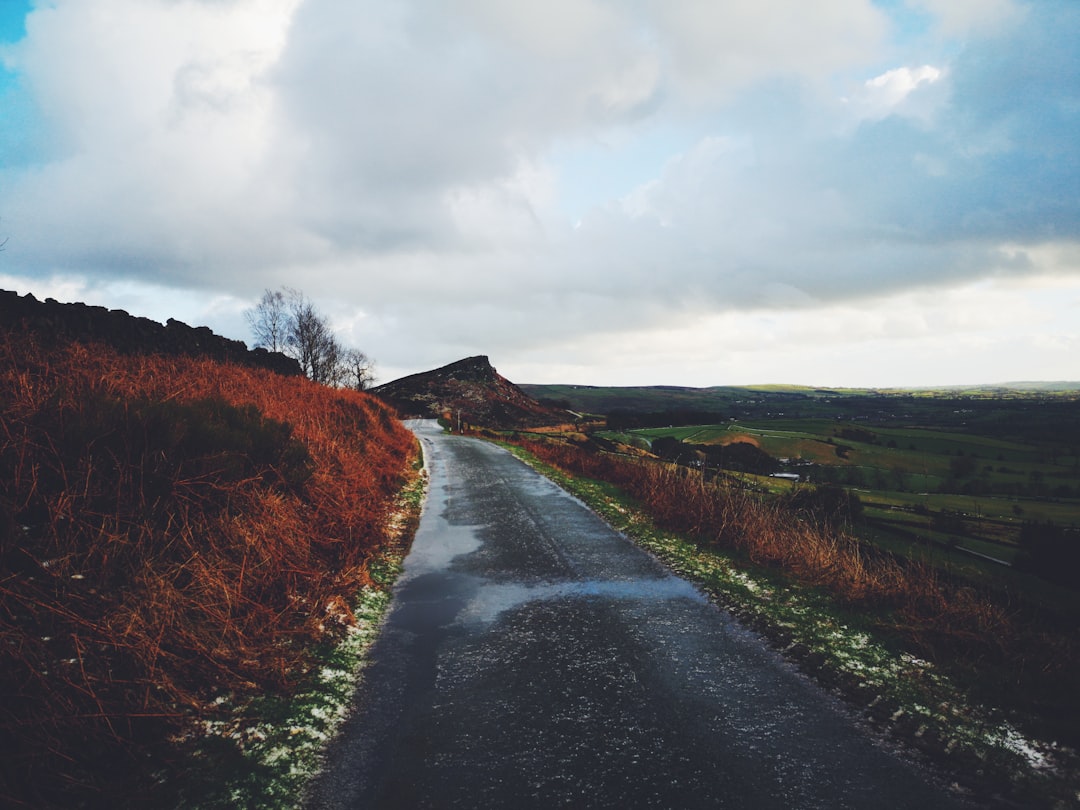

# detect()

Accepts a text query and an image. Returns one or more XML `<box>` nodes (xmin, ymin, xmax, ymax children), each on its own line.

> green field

<box><xmin>598</xmin><ymin>413</ymin><xmax>1080</xmax><ymax>610</ymax></box>
<box><xmin>530</xmin><ymin>381</ymin><xmax>1080</xmax><ymax>608</ymax></box>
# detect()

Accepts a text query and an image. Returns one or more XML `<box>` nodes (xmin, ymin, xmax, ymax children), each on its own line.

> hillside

<box><xmin>0</xmin><ymin>288</ymin><xmax>301</xmax><ymax>376</ymax></box>
<box><xmin>374</xmin><ymin>355</ymin><xmax>570</xmax><ymax>429</ymax></box>
<box><xmin>0</xmin><ymin>326</ymin><xmax>416</xmax><ymax>807</ymax></box>
<box><xmin>521</xmin><ymin>382</ymin><xmax>1080</xmax><ymax>441</ymax></box>
<box><xmin>521</xmin><ymin>382</ymin><xmax>1080</xmax><ymax>418</ymax></box>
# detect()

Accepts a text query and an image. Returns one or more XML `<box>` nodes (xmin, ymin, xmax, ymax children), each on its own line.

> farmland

<box><xmin>597</xmin><ymin>407</ymin><xmax>1080</xmax><ymax>610</ymax></box>
<box><xmin>500</xmin><ymin>384</ymin><xmax>1080</xmax><ymax>802</ymax></box>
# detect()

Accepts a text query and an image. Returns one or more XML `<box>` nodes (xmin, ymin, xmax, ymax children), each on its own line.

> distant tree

<box><xmin>245</xmin><ymin>286</ymin><xmax>372</xmax><ymax>388</ymax></box>
<box><xmin>650</xmin><ymin>436</ymin><xmax>687</xmax><ymax>462</ymax></box>
<box><xmin>245</xmin><ymin>288</ymin><xmax>290</xmax><ymax>353</ymax></box>
<box><xmin>949</xmin><ymin>455</ymin><xmax>978</xmax><ymax>478</ymax></box>
<box><xmin>1014</xmin><ymin>521</ymin><xmax>1080</xmax><ymax>589</ymax></box>
<box><xmin>288</xmin><ymin>293</ymin><xmax>340</xmax><ymax>384</ymax></box>
<box><xmin>702</xmin><ymin>442</ymin><xmax>780</xmax><ymax>475</ymax></box>
<box><xmin>836</xmin><ymin>427</ymin><xmax>877</xmax><ymax>444</ymax></box>
<box><xmin>339</xmin><ymin>347</ymin><xmax>377</xmax><ymax>391</ymax></box>
<box><xmin>931</xmin><ymin>508</ymin><xmax>967</xmax><ymax>536</ymax></box>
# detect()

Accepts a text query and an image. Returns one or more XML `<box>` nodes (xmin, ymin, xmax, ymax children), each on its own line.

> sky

<box><xmin>0</xmin><ymin>0</ymin><xmax>1078</xmax><ymax>388</ymax></box>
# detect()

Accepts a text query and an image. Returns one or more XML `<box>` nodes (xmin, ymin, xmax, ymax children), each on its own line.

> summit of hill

<box><xmin>373</xmin><ymin>355</ymin><xmax>569</xmax><ymax>429</ymax></box>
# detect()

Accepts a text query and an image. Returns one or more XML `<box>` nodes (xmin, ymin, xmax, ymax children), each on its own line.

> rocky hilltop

<box><xmin>0</xmin><ymin>289</ymin><xmax>300</xmax><ymax>376</ymax></box>
<box><xmin>373</xmin><ymin>355</ymin><xmax>569</xmax><ymax>429</ymax></box>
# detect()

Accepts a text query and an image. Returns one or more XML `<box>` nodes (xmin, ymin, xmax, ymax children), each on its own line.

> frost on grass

<box><xmin>179</xmin><ymin>469</ymin><xmax>427</xmax><ymax>807</ymax></box>
<box><xmin>179</xmin><ymin>583</ymin><xmax>396</xmax><ymax>809</ymax></box>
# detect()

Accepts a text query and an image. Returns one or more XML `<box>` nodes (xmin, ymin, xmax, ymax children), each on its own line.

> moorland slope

<box><xmin>0</xmin><ymin>316</ymin><xmax>415</xmax><ymax>807</ymax></box>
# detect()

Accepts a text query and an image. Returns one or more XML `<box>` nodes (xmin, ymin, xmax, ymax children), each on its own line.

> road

<box><xmin>306</xmin><ymin>420</ymin><xmax>968</xmax><ymax>809</ymax></box>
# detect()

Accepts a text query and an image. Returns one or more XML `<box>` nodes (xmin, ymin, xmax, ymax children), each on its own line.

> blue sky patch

<box><xmin>0</xmin><ymin>0</ymin><xmax>31</xmax><ymax>44</ymax></box>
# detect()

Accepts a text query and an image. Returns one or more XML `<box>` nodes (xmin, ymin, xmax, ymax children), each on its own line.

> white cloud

<box><xmin>503</xmin><ymin>271</ymin><xmax>1080</xmax><ymax>387</ymax></box>
<box><xmin>0</xmin><ymin>0</ymin><xmax>1077</xmax><ymax>388</ymax></box>
<box><xmin>908</xmin><ymin>0</ymin><xmax>1024</xmax><ymax>38</ymax></box>
<box><xmin>843</xmin><ymin>65</ymin><xmax>944</xmax><ymax>124</ymax></box>
<box><xmin>644</xmin><ymin>0</ymin><xmax>889</xmax><ymax>102</ymax></box>
<box><xmin>4</xmin><ymin>0</ymin><xmax>302</xmax><ymax>285</ymax></box>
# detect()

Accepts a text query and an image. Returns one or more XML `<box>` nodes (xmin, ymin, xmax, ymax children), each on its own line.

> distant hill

<box><xmin>373</xmin><ymin>356</ymin><xmax>570</xmax><ymax>429</ymax></box>
<box><xmin>920</xmin><ymin>381</ymin><xmax>1080</xmax><ymax>394</ymax></box>
<box><xmin>517</xmin><ymin>383</ymin><xmax>838</xmax><ymax>417</ymax></box>
<box><xmin>521</xmin><ymin>381</ymin><xmax>1080</xmax><ymax>418</ymax></box>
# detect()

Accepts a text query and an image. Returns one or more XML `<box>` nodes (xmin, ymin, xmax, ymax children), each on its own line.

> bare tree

<box><xmin>246</xmin><ymin>286</ymin><xmax>374</xmax><ymax>388</ymax></box>
<box><xmin>287</xmin><ymin>294</ymin><xmax>338</xmax><ymax>383</ymax></box>
<box><xmin>340</xmin><ymin>347</ymin><xmax>377</xmax><ymax>391</ymax></box>
<box><xmin>245</xmin><ymin>288</ymin><xmax>290</xmax><ymax>353</ymax></box>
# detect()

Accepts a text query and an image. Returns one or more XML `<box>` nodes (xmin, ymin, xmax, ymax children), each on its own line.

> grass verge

<box><xmin>171</xmin><ymin>457</ymin><xmax>427</xmax><ymax>808</ymax></box>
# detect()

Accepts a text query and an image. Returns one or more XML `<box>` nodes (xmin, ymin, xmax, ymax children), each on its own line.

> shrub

<box><xmin>1015</xmin><ymin>521</ymin><xmax>1080</xmax><ymax>589</ymax></box>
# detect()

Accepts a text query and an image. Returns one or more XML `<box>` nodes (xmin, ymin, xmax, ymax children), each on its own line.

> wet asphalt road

<box><xmin>306</xmin><ymin>420</ymin><xmax>966</xmax><ymax>809</ymax></box>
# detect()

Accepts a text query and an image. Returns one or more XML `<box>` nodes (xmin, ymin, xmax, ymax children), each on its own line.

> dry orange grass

<box><xmin>706</xmin><ymin>432</ymin><xmax>762</xmax><ymax>448</ymax></box>
<box><xmin>0</xmin><ymin>332</ymin><xmax>415</xmax><ymax>807</ymax></box>
<box><xmin>511</xmin><ymin>437</ymin><xmax>1021</xmax><ymax>662</ymax></box>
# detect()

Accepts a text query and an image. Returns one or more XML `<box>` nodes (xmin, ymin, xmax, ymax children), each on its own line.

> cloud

<box><xmin>0</xmin><ymin>0</ymin><xmax>1077</xmax><ymax>387</ymax></box>
<box><xmin>503</xmin><ymin>270</ymin><xmax>1080</xmax><ymax>387</ymax></box>
<box><xmin>644</xmin><ymin>0</ymin><xmax>888</xmax><ymax>101</ymax></box>
<box><xmin>842</xmin><ymin>65</ymin><xmax>945</xmax><ymax>124</ymax></box>
<box><xmin>908</xmin><ymin>0</ymin><xmax>1024</xmax><ymax>37</ymax></box>
<box><xmin>1</xmin><ymin>0</ymin><xmax>304</xmax><ymax>284</ymax></box>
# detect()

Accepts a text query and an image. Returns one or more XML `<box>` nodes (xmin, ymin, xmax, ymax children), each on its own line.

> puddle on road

<box><xmin>458</xmin><ymin>576</ymin><xmax>707</xmax><ymax>626</ymax></box>
<box><xmin>400</xmin><ymin>521</ymin><xmax>483</xmax><ymax>579</ymax></box>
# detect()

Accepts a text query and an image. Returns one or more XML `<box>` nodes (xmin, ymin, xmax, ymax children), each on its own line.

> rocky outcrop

<box><xmin>373</xmin><ymin>355</ymin><xmax>569</xmax><ymax>429</ymax></box>
<box><xmin>0</xmin><ymin>289</ymin><xmax>301</xmax><ymax>376</ymax></box>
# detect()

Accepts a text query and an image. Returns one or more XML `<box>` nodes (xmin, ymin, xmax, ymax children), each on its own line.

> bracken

<box><xmin>0</xmin><ymin>331</ymin><xmax>416</xmax><ymax>808</ymax></box>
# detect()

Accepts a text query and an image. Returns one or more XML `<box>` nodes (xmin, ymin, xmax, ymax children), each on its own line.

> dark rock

<box><xmin>372</xmin><ymin>355</ymin><xmax>570</xmax><ymax>429</ymax></box>
<box><xmin>0</xmin><ymin>288</ymin><xmax>301</xmax><ymax>376</ymax></box>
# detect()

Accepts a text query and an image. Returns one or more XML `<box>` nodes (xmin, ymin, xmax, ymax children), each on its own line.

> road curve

<box><xmin>306</xmin><ymin>420</ymin><xmax>967</xmax><ymax>809</ymax></box>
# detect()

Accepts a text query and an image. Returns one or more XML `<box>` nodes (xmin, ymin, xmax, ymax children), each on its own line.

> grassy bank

<box><xmin>0</xmin><ymin>332</ymin><xmax>417</xmax><ymax>807</ymax></box>
<box><xmin>173</xmin><ymin>461</ymin><xmax>426</xmax><ymax>808</ymax></box>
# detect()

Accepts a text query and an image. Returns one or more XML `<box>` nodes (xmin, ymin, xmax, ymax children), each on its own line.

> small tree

<box><xmin>1015</xmin><ymin>521</ymin><xmax>1080</xmax><ymax>589</ymax></box>
<box><xmin>246</xmin><ymin>287</ymin><xmax>368</xmax><ymax>387</ymax></box>
<box><xmin>340</xmin><ymin>348</ymin><xmax>377</xmax><ymax>391</ymax></box>
<box><xmin>245</xmin><ymin>288</ymin><xmax>290</xmax><ymax>353</ymax></box>
<box><xmin>288</xmin><ymin>294</ymin><xmax>340</xmax><ymax>384</ymax></box>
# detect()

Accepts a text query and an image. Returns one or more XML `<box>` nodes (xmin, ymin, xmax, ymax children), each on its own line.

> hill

<box><xmin>521</xmin><ymin>382</ymin><xmax>1080</xmax><ymax>440</ymax></box>
<box><xmin>373</xmin><ymin>355</ymin><xmax>570</xmax><ymax>429</ymax></box>
<box><xmin>0</xmin><ymin>321</ymin><xmax>416</xmax><ymax>806</ymax></box>
<box><xmin>0</xmin><ymin>288</ymin><xmax>301</xmax><ymax>376</ymax></box>
<box><xmin>521</xmin><ymin>382</ymin><xmax>1080</xmax><ymax>418</ymax></box>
